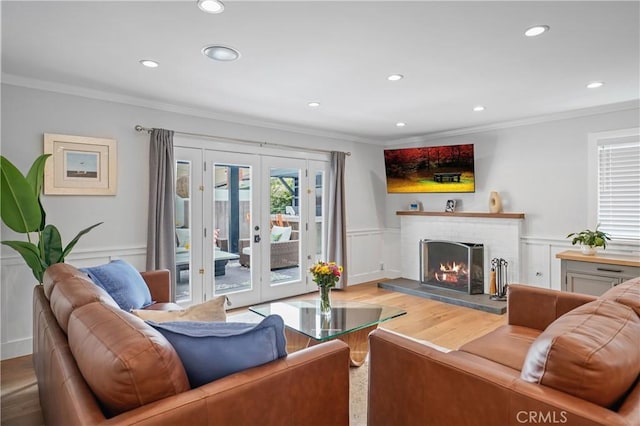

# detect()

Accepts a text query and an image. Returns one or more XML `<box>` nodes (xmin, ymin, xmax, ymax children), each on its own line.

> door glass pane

<box><xmin>213</xmin><ymin>164</ymin><xmax>251</xmax><ymax>295</ymax></box>
<box><xmin>314</xmin><ymin>170</ymin><xmax>324</xmax><ymax>263</ymax></box>
<box><xmin>175</xmin><ymin>160</ymin><xmax>192</xmax><ymax>302</ymax></box>
<box><xmin>269</xmin><ymin>167</ymin><xmax>301</xmax><ymax>285</ymax></box>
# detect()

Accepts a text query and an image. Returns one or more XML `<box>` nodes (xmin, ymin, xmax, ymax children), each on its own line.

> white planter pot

<box><xmin>580</xmin><ymin>245</ymin><xmax>597</xmax><ymax>255</ymax></box>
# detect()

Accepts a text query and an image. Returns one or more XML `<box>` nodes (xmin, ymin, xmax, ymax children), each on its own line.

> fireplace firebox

<box><xmin>420</xmin><ymin>240</ymin><xmax>484</xmax><ymax>294</ymax></box>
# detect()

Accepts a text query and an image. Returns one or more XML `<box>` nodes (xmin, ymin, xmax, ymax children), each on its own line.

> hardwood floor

<box><xmin>0</xmin><ymin>281</ymin><xmax>506</xmax><ymax>425</ymax></box>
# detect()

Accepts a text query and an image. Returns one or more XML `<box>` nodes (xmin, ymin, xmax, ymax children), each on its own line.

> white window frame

<box><xmin>587</xmin><ymin>127</ymin><xmax>640</xmax><ymax>244</ymax></box>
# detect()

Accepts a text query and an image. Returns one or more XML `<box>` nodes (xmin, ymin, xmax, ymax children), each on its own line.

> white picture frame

<box><xmin>44</xmin><ymin>133</ymin><xmax>117</xmax><ymax>195</ymax></box>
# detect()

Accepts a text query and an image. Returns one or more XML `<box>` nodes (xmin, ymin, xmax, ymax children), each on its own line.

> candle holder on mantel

<box><xmin>490</xmin><ymin>258</ymin><xmax>508</xmax><ymax>301</ymax></box>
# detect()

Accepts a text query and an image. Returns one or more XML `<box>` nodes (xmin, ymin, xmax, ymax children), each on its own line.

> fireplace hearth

<box><xmin>420</xmin><ymin>240</ymin><xmax>484</xmax><ymax>294</ymax></box>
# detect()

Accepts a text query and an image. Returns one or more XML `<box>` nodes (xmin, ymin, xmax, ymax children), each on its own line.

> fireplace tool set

<box><xmin>490</xmin><ymin>258</ymin><xmax>508</xmax><ymax>301</ymax></box>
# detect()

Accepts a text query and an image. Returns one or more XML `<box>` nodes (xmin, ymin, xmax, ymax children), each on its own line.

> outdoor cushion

<box><xmin>81</xmin><ymin>260</ymin><xmax>153</xmax><ymax>311</ymax></box>
<box><xmin>176</xmin><ymin>228</ymin><xmax>190</xmax><ymax>248</ymax></box>
<box><xmin>149</xmin><ymin>314</ymin><xmax>287</xmax><ymax>388</ymax></box>
<box><xmin>131</xmin><ymin>296</ymin><xmax>227</xmax><ymax>322</ymax></box>
<box><xmin>271</xmin><ymin>225</ymin><xmax>292</xmax><ymax>242</ymax></box>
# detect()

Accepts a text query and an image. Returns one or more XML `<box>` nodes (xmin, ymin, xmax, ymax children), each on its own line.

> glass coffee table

<box><xmin>249</xmin><ymin>299</ymin><xmax>406</xmax><ymax>366</ymax></box>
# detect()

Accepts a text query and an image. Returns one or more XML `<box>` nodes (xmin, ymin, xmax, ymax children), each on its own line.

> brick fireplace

<box><xmin>398</xmin><ymin>211</ymin><xmax>524</xmax><ymax>293</ymax></box>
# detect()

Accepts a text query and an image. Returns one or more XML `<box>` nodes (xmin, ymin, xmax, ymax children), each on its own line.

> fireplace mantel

<box><xmin>397</xmin><ymin>211</ymin><xmax>525</xmax><ymax>219</ymax></box>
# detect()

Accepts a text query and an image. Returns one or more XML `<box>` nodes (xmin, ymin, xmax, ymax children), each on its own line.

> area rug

<box><xmin>215</xmin><ymin>270</ymin><xmax>291</xmax><ymax>291</ymax></box>
<box><xmin>350</xmin><ymin>359</ymin><xmax>369</xmax><ymax>426</ymax></box>
<box><xmin>227</xmin><ymin>311</ymin><xmax>369</xmax><ymax>425</ymax></box>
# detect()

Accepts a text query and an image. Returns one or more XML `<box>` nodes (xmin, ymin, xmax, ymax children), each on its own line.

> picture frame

<box><xmin>44</xmin><ymin>133</ymin><xmax>117</xmax><ymax>195</ymax></box>
<box><xmin>445</xmin><ymin>199</ymin><xmax>456</xmax><ymax>212</ymax></box>
<box><xmin>409</xmin><ymin>201</ymin><xmax>423</xmax><ymax>211</ymax></box>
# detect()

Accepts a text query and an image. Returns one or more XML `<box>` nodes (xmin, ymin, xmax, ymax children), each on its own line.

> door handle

<box><xmin>254</xmin><ymin>235</ymin><xmax>261</xmax><ymax>243</ymax></box>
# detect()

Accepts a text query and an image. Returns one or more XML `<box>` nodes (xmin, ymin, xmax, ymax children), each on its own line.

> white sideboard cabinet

<box><xmin>556</xmin><ymin>250</ymin><xmax>640</xmax><ymax>296</ymax></box>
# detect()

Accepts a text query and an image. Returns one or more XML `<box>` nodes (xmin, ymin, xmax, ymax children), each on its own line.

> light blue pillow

<box><xmin>80</xmin><ymin>260</ymin><xmax>153</xmax><ymax>311</ymax></box>
<box><xmin>149</xmin><ymin>315</ymin><xmax>287</xmax><ymax>388</ymax></box>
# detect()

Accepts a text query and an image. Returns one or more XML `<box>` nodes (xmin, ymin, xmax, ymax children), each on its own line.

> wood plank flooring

<box><xmin>0</xmin><ymin>281</ymin><xmax>506</xmax><ymax>426</ymax></box>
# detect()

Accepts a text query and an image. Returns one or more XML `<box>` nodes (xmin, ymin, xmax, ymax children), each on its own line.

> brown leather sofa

<box><xmin>369</xmin><ymin>279</ymin><xmax>640</xmax><ymax>426</ymax></box>
<box><xmin>33</xmin><ymin>263</ymin><xmax>350</xmax><ymax>425</ymax></box>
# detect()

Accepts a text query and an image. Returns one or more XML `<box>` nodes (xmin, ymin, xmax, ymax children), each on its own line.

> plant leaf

<box><xmin>0</xmin><ymin>156</ymin><xmax>42</xmax><ymax>233</ymax></box>
<box><xmin>26</xmin><ymin>154</ymin><xmax>51</xmax><ymax>231</ymax></box>
<box><xmin>25</xmin><ymin>154</ymin><xmax>51</xmax><ymax>199</ymax></box>
<box><xmin>1</xmin><ymin>241</ymin><xmax>46</xmax><ymax>283</ymax></box>
<box><xmin>60</xmin><ymin>222</ymin><xmax>103</xmax><ymax>261</ymax></box>
<box><xmin>41</xmin><ymin>224</ymin><xmax>64</xmax><ymax>266</ymax></box>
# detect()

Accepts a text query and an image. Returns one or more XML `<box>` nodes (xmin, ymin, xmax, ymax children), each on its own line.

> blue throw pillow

<box><xmin>80</xmin><ymin>260</ymin><xmax>153</xmax><ymax>311</ymax></box>
<box><xmin>149</xmin><ymin>315</ymin><xmax>287</xmax><ymax>388</ymax></box>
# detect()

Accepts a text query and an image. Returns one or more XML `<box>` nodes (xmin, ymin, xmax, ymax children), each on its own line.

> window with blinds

<box><xmin>597</xmin><ymin>138</ymin><xmax>640</xmax><ymax>241</ymax></box>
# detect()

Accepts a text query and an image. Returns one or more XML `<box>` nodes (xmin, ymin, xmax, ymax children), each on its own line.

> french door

<box><xmin>174</xmin><ymin>146</ymin><xmax>327</xmax><ymax>307</ymax></box>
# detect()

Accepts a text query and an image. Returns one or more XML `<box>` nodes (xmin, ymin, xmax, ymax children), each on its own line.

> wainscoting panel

<box><xmin>519</xmin><ymin>237</ymin><xmax>639</xmax><ymax>291</ymax></box>
<box><xmin>347</xmin><ymin>229</ymin><xmax>396</xmax><ymax>285</ymax></box>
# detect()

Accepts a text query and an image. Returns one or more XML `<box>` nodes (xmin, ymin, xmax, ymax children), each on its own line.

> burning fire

<box><xmin>434</xmin><ymin>262</ymin><xmax>468</xmax><ymax>283</ymax></box>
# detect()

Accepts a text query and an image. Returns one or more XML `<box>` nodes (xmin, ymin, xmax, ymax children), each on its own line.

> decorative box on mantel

<box><xmin>397</xmin><ymin>211</ymin><xmax>525</xmax><ymax>294</ymax></box>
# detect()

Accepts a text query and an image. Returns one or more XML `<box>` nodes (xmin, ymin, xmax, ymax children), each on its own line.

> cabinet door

<box><xmin>564</xmin><ymin>272</ymin><xmax>620</xmax><ymax>296</ymax></box>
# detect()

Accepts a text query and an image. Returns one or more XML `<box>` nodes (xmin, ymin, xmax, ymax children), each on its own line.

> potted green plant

<box><xmin>566</xmin><ymin>225</ymin><xmax>611</xmax><ymax>255</ymax></box>
<box><xmin>0</xmin><ymin>154</ymin><xmax>102</xmax><ymax>283</ymax></box>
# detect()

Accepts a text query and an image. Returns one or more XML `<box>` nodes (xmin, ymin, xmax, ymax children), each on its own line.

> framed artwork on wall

<box><xmin>44</xmin><ymin>133</ymin><xmax>117</xmax><ymax>195</ymax></box>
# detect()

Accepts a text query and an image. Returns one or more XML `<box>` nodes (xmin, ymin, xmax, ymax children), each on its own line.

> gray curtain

<box><xmin>326</xmin><ymin>151</ymin><xmax>347</xmax><ymax>289</ymax></box>
<box><xmin>146</xmin><ymin>129</ymin><xmax>176</xmax><ymax>300</ymax></box>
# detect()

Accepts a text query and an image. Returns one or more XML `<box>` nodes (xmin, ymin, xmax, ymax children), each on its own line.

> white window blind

<box><xmin>597</xmin><ymin>138</ymin><xmax>640</xmax><ymax>241</ymax></box>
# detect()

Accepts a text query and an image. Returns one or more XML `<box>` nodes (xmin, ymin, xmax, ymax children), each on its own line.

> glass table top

<box><xmin>249</xmin><ymin>299</ymin><xmax>406</xmax><ymax>341</ymax></box>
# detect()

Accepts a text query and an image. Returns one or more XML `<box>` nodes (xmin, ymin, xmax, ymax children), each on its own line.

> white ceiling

<box><xmin>2</xmin><ymin>1</ymin><xmax>639</xmax><ymax>144</ymax></box>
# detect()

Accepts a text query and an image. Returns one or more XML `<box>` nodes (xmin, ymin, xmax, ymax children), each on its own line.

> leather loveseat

<box><xmin>368</xmin><ymin>279</ymin><xmax>640</xmax><ymax>426</ymax></box>
<box><xmin>33</xmin><ymin>263</ymin><xmax>350</xmax><ymax>425</ymax></box>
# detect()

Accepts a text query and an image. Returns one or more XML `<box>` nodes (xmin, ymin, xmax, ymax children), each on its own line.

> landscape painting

<box><xmin>384</xmin><ymin>144</ymin><xmax>475</xmax><ymax>193</ymax></box>
<box><xmin>65</xmin><ymin>151</ymin><xmax>99</xmax><ymax>179</ymax></box>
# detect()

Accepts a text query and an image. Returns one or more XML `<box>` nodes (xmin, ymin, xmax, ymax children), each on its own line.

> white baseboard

<box><xmin>1</xmin><ymin>337</ymin><xmax>32</xmax><ymax>360</ymax></box>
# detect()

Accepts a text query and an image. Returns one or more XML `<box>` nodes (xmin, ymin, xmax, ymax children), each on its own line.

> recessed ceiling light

<box><xmin>197</xmin><ymin>0</ymin><xmax>225</xmax><ymax>14</ymax></box>
<box><xmin>308</xmin><ymin>102</ymin><xmax>320</xmax><ymax>107</ymax></box>
<box><xmin>473</xmin><ymin>105</ymin><xmax>485</xmax><ymax>112</ymax></box>
<box><xmin>202</xmin><ymin>45</ymin><xmax>240</xmax><ymax>61</ymax></box>
<box><xmin>139</xmin><ymin>59</ymin><xmax>159</xmax><ymax>68</ymax></box>
<box><xmin>586</xmin><ymin>81</ymin><xmax>604</xmax><ymax>89</ymax></box>
<box><xmin>524</xmin><ymin>25</ymin><xmax>549</xmax><ymax>37</ymax></box>
<box><xmin>396</xmin><ymin>122</ymin><xmax>406</xmax><ymax>127</ymax></box>
<box><xmin>388</xmin><ymin>74</ymin><xmax>404</xmax><ymax>81</ymax></box>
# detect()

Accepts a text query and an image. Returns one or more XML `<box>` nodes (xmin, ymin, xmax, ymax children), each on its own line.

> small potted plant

<box><xmin>566</xmin><ymin>225</ymin><xmax>611</xmax><ymax>255</ymax></box>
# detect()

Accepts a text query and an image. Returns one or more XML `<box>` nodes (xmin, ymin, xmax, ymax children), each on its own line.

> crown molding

<box><xmin>1</xmin><ymin>73</ymin><xmax>376</xmax><ymax>145</ymax></box>
<box><xmin>3</xmin><ymin>73</ymin><xmax>636</xmax><ymax>148</ymax></box>
<box><xmin>385</xmin><ymin>100</ymin><xmax>640</xmax><ymax>146</ymax></box>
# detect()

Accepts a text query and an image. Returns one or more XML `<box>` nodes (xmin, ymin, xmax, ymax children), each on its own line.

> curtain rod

<box><xmin>134</xmin><ymin>125</ymin><xmax>351</xmax><ymax>156</ymax></box>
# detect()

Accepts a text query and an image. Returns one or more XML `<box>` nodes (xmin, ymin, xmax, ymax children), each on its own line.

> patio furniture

<box><xmin>239</xmin><ymin>229</ymin><xmax>299</xmax><ymax>270</ymax></box>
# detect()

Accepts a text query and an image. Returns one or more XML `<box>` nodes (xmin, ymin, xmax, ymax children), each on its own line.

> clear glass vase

<box><xmin>319</xmin><ymin>286</ymin><xmax>332</xmax><ymax>317</ymax></box>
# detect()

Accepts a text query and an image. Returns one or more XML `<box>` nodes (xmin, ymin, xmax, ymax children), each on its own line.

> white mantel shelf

<box><xmin>397</xmin><ymin>211</ymin><xmax>525</xmax><ymax>219</ymax></box>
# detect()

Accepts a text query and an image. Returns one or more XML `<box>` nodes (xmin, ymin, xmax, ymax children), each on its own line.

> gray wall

<box><xmin>383</xmin><ymin>107</ymin><xmax>640</xmax><ymax>238</ymax></box>
<box><xmin>1</xmin><ymin>82</ymin><xmax>638</xmax><ymax>359</ymax></box>
<box><xmin>0</xmin><ymin>83</ymin><xmax>387</xmax><ymax>358</ymax></box>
